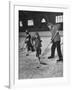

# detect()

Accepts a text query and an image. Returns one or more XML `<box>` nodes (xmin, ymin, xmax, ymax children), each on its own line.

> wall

<box><xmin>19</xmin><ymin>11</ymin><xmax>63</xmax><ymax>32</ymax></box>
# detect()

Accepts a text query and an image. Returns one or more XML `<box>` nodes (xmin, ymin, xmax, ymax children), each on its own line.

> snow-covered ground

<box><xmin>19</xmin><ymin>36</ymin><xmax>63</xmax><ymax>79</ymax></box>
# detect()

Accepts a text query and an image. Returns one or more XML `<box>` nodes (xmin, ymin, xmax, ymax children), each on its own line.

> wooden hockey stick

<box><xmin>41</xmin><ymin>31</ymin><xmax>62</xmax><ymax>57</ymax></box>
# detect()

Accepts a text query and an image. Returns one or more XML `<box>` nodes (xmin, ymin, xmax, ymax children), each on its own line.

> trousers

<box><xmin>51</xmin><ymin>41</ymin><xmax>63</xmax><ymax>59</ymax></box>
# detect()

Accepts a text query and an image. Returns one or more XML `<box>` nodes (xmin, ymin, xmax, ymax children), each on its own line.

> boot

<box><xmin>48</xmin><ymin>56</ymin><xmax>54</xmax><ymax>59</ymax></box>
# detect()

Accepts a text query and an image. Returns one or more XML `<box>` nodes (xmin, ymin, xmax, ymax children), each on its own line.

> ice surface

<box><xmin>19</xmin><ymin>36</ymin><xmax>63</xmax><ymax>79</ymax></box>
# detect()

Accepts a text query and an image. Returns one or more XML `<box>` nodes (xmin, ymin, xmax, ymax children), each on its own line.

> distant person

<box><xmin>34</xmin><ymin>32</ymin><xmax>42</xmax><ymax>63</ymax></box>
<box><xmin>25</xmin><ymin>30</ymin><xmax>34</xmax><ymax>56</ymax></box>
<box><xmin>47</xmin><ymin>23</ymin><xmax>63</xmax><ymax>62</ymax></box>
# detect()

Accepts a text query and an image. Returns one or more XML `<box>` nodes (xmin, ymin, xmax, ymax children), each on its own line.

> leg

<box><xmin>30</xmin><ymin>42</ymin><xmax>35</xmax><ymax>52</ymax></box>
<box><xmin>48</xmin><ymin>42</ymin><xmax>56</xmax><ymax>59</ymax></box>
<box><xmin>26</xmin><ymin>44</ymin><xmax>30</xmax><ymax>56</ymax></box>
<box><xmin>56</xmin><ymin>41</ymin><xmax>63</xmax><ymax>61</ymax></box>
<box><xmin>38</xmin><ymin>48</ymin><xmax>41</xmax><ymax>55</ymax></box>
<box><xmin>36</xmin><ymin>48</ymin><xmax>41</xmax><ymax>62</ymax></box>
<box><xmin>27</xmin><ymin>45</ymin><xmax>30</xmax><ymax>51</ymax></box>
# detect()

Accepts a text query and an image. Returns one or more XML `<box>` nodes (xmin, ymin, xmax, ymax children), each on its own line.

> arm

<box><xmin>51</xmin><ymin>31</ymin><xmax>59</xmax><ymax>42</ymax></box>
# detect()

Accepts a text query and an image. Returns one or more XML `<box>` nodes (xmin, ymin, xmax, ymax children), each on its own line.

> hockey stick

<box><xmin>41</xmin><ymin>41</ymin><xmax>63</xmax><ymax>57</ymax></box>
<box><xmin>41</xmin><ymin>41</ymin><xmax>52</xmax><ymax>56</ymax></box>
<box><xmin>41</xmin><ymin>30</ymin><xmax>62</xmax><ymax>57</ymax></box>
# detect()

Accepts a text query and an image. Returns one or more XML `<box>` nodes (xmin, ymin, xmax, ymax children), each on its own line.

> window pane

<box><xmin>41</xmin><ymin>18</ymin><xmax>46</xmax><ymax>23</ymax></box>
<box><xmin>56</xmin><ymin>16</ymin><xmax>58</xmax><ymax>23</ymax></box>
<box><xmin>27</xmin><ymin>20</ymin><xmax>34</xmax><ymax>26</ymax></box>
<box><xmin>56</xmin><ymin>15</ymin><xmax>63</xmax><ymax>23</ymax></box>
<box><xmin>20</xmin><ymin>21</ymin><xmax>23</xmax><ymax>27</ymax></box>
<box><xmin>58</xmin><ymin>15</ymin><xmax>63</xmax><ymax>23</ymax></box>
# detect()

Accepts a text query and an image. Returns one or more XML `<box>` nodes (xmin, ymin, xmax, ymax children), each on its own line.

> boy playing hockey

<box><xmin>25</xmin><ymin>30</ymin><xmax>34</xmax><ymax>56</ymax></box>
<box><xmin>34</xmin><ymin>32</ymin><xmax>42</xmax><ymax>63</ymax></box>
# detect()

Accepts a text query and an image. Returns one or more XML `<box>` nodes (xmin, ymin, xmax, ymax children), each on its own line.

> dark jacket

<box><xmin>25</xmin><ymin>34</ymin><xmax>31</xmax><ymax>44</ymax></box>
<box><xmin>35</xmin><ymin>38</ymin><xmax>42</xmax><ymax>49</ymax></box>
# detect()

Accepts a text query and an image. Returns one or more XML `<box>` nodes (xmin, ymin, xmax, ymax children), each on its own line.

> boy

<box><xmin>47</xmin><ymin>23</ymin><xmax>63</xmax><ymax>62</ymax></box>
<box><xmin>34</xmin><ymin>32</ymin><xmax>42</xmax><ymax>63</ymax></box>
<box><xmin>25</xmin><ymin>30</ymin><xmax>34</xmax><ymax>56</ymax></box>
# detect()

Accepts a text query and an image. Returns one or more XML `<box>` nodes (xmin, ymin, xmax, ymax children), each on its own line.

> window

<box><xmin>27</xmin><ymin>20</ymin><xmax>34</xmax><ymax>26</ymax></box>
<box><xmin>56</xmin><ymin>15</ymin><xmax>63</xmax><ymax>23</ymax></box>
<box><xmin>41</xmin><ymin>18</ymin><xmax>46</xmax><ymax>23</ymax></box>
<box><xmin>19</xmin><ymin>21</ymin><xmax>23</xmax><ymax>27</ymax></box>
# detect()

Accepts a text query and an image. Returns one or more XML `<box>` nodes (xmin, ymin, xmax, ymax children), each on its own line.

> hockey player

<box><xmin>34</xmin><ymin>32</ymin><xmax>42</xmax><ymax>63</ymax></box>
<box><xmin>47</xmin><ymin>23</ymin><xmax>63</xmax><ymax>62</ymax></box>
<box><xmin>25</xmin><ymin>30</ymin><xmax>34</xmax><ymax>56</ymax></box>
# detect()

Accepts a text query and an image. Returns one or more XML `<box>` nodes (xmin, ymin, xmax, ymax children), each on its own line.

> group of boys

<box><xmin>24</xmin><ymin>23</ymin><xmax>63</xmax><ymax>63</ymax></box>
<box><xmin>25</xmin><ymin>30</ymin><xmax>42</xmax><ymax>62</ymax></box>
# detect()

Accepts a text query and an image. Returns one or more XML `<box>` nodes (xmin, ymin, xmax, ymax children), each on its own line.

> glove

<box><xmin>51</xmin><ymin>39</ymin><xmax>54</xmax><ymax>43</ymax></box>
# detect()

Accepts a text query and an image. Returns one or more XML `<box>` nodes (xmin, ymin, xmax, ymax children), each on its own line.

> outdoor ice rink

<box><xmin>19</xmin><ymin>32</ymin><xmax>63</xmax><ymax>79</ymax></box>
